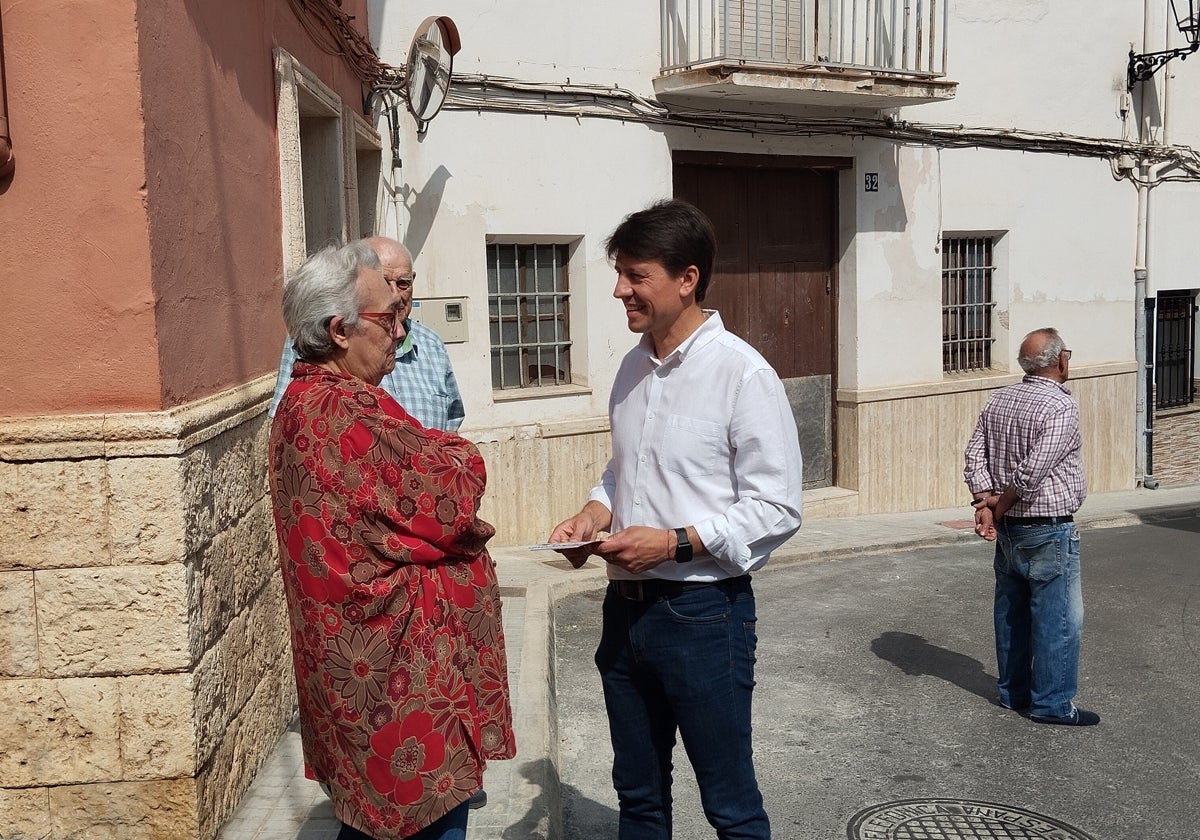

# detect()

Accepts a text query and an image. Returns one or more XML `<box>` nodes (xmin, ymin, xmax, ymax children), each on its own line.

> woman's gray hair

<box><xmin>282</xmin><ymin>241</ymin><xmax>382</xmax><ymax>361</ymax></box>
<box><xmin>1018</xmin><ymin>327</ymin><xmax>1066</xmax><ymax>374</ymax></box>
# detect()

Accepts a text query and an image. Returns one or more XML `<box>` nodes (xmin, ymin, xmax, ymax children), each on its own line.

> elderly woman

<box><xmin>268</xmin><ymin>241</ymin><xmax>515</xmax><ymax>840</ymax></box>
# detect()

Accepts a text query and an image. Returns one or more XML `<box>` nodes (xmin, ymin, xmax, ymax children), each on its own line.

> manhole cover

<box><xmin>848</xmin><ymin>799</ymin><xmax>1096</xmax><ymax>840</ymax></box>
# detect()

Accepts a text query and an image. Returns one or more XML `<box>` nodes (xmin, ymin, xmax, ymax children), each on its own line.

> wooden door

<box><xmin>675</xmin><ymin>155</ymin><xmax>840</xmax><ymax>488</ymax></box>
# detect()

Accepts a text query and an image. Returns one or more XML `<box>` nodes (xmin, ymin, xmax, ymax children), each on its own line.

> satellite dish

<box><xmin>405</xmin><ymin>16</ymin><xmax>461</xmax><ymax>134</ymax></box>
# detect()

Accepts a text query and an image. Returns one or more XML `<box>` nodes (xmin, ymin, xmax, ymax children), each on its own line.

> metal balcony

<box><xmin>656</xmin><ymin>0</ymin><xmax>957</xmax><ymax>111</ymax></box>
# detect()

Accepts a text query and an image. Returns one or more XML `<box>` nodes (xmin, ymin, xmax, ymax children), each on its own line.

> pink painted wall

<box><xmin>0</xmin><ymin>0</ymin><xmax>159</xmax><ymax>415</ymax></box>
<box><xmin>0</xmin><ymin>0</ymin><xmax>373</xmax><ymax>416</ymax></box>
<box><xmin>138</xmin><ymin>0</ymin><xmax>372</xmax><ymax>408</ymax></box>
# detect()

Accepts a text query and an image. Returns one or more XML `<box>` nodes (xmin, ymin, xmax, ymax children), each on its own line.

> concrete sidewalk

<box><xmin>217</xmin><ymin>483</ymin><xmax>1200</xmax><ymax>839</ymax></box>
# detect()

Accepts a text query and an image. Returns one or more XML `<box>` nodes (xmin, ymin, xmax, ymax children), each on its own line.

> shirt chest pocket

<box><xmin>659</xmin><ymin>414</ymin><xmax>724</xmax><ymax>477</ymax></box>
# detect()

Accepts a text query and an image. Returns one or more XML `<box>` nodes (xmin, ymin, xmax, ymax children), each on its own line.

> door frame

<box><xmin>673</xmin><ymin>150</ymin><xmax>851</xmax><ymax>487</ymax></box>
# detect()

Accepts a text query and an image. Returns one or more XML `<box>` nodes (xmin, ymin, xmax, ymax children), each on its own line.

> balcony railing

<box><xmin>661</xmin><ymin>0</ymin><xmax>948</xmax><ymax>78</ymax></box>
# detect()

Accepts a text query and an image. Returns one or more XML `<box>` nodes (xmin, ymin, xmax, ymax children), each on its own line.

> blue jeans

<box><xmin>338</xmin><ymin>801</ymin><xmax>469</xmax><ymax>840</ymax></box>
<box><xmin>993</xmin><ymin>520</ymin><xmax>1084</xmax><ymax>718</ymax></box>
<box><xmin>595</xmin><ymin>576</ymin><xmax>769</xmax><ymax>840</ymax></box>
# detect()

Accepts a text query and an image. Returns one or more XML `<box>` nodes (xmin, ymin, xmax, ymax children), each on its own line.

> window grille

<box><xmin>942</xmin><ymin>237</ymin><xmax>996</xmax><ymax>373</ymax></box>
<box><xmin>487</xmin><ymin>243</ymin><xmax>572</xmax><ymax>389</ymax></box>
<box><xmin>1155</xmin><ymin>290</ymin><xmax>1198</xmax><ymax>409</ymax></box>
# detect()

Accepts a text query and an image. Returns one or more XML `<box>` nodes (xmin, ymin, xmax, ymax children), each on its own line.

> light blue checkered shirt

<box><xmin>267</xmin><ymin>319</ymin><xmax>465</xmax><ymax>431</ymax></box>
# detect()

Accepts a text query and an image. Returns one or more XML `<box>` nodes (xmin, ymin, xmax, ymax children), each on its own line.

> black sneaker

<box><xmin>1029</xmin><ymin>706</ymin><xmax>1100</xmax><ymax>726</ymax></box>
<box><xmin>468</xmin><ymin>789</ymin><xmax>488</xmax><ymax>809</ymax></box>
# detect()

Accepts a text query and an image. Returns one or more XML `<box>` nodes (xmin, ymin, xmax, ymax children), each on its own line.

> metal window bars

<box><xmin>487</xmin><ymin>243</ymin><xmax>572</xmax><ymax>389</ymax></box>
<box><xmin>660</xmin><ymin>0</ymin><xmax>948</xmax><ymax>77</ymax></box>
<box><xmin>942</xmin><ymin>237</ymin><xmax>995</xmax><ymax>373</ymax></box>
<box><xmin>1155</xmin><ymin>290</ymin><xmax>1198</xmax><ymax>409</ymax></box>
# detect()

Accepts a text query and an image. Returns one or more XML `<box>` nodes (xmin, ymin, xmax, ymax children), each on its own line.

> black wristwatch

<box><xmin>673</xmin><ymin>527</ymin><xmax>693</xmax><ymax>564</ymax></box>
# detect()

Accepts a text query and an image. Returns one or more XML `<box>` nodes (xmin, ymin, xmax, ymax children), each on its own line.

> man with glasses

<box><xmin>964</xmin><ymin>327</ymin><xmax>1097</xmax><ymax>726</ymax></box>
<box><xmin>269</xmin><ymin>236</ymin><xmax>465</xmax><ymax>432</ymax></box>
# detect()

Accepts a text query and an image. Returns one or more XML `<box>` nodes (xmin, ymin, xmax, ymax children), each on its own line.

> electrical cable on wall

<box><xmin>371</xmin><ymin>72</ymin><xmax>1200</xmax><ymax>183</ymax></box>
<box><xmin>292</xmin><ymin>0</ymin><xmax>1200</xmax><ymax>185</ymax></box>
<box><xmin>287</xmin><ymin>0</ymin><xmax>389</xmax><ymax>84</ymax></box>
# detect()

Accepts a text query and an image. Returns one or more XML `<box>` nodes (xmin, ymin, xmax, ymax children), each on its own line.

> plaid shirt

<box><xmin>268</xmin><ymin>319</ymin><xmax>465</xmax><ymax>431</ymax></box>
<box><xmin>963</xmin><ymin>375</ymin><xmax>1086</xmax><ymax>517</ymax></box>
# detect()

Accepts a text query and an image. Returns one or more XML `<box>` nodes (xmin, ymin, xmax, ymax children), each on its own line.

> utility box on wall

<box><xmin>411</xmin><ymin>296</ymin><xmax>468</xmax><ymax>343</ymax></box>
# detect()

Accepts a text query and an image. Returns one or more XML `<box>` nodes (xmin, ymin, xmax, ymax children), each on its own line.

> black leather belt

<box><xmin>609</xmin><ymin>575</ymin><xmax>747</xmax><ymax>602</ymax></box>
<box><xmin>1004</xmin><ymin>515</ymin><xmax>1074</xmax><ymax>525</ymax></box>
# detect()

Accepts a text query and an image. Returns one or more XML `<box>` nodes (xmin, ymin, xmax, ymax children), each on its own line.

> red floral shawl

<box><xmin>268</xmin><ymin>363</ymin><xmax>515</xmax><ymax>839</ymax></box>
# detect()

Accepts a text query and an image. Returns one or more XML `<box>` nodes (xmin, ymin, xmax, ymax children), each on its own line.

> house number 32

<box><xmin>864</xmin><ymin>173</ymin><xmax>879</xmax><ymax>192</ymax></box>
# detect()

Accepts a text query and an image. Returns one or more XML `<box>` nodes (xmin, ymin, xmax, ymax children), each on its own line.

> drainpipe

<box><xmin>1133</xmin><ymin>153</ymin><xmax>1176</xmax><ymax>492</ymax></box>
<box><xmin>1134</xmin><ymin>179</ymin><xmax>1158</xmax><ymax>489</ymax></box>
<box><xmin>1141</xmin><ymin>36</ymin><xmax>1179</xmax><ymax>492</ymax></box>
<box><xmin>1131</xmin><ymin>0</ymin><xmax>1166</xmax><ymax>490</ymax></box>
<box><xmin>0</xmin><ymin>4</ymin><xmax>14</xmax><ymax>180</ymax></box>
<box><xmin>388</xmin><ymin>100</ymin><xmax>404</xmax><ymax>239</ymax></box>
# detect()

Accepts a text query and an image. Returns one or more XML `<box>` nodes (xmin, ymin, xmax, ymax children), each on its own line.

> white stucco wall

<box><xmin>845</xmin><ymin>140</ymin><xmax>945</xmax><ymax>389</ymax></box>
<box><xmin>371</xmin><ymin>0</ymin><xmax>662</xmax><ymax>90</ymax></box>
<box><xmin>940</xmin><ymin>150</ymin><xmax>1137</xmax><ymax>369</ymax></box>
<box><xmin>927</xmin><ymin>1</ymin><xmax>1142</xmax><ymax>134</ymax></box>
<box><xmin>369</xmin><ymin>2</ymin><xmax>670</xmax><ymax>433</ymax></box>
<box><xmin>363</xmin><ymin>0</ymin><xmax>1198</xmax><ymax>496</ymax></box>
<box><xmin>1148</xmin><ymin>55</ymin><xmax>1200</xmax><ymax>300</ymax></box>
<box><xmin>389</xmin><ymin>111</ymin><xmax>671</xmax><ymax>430</ymax></box>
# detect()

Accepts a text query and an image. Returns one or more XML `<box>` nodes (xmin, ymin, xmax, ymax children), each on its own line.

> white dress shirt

<box><xmin>588</xmin><ymin>311</ymin><xmax>804</xmax><ymax>581</ymax></box>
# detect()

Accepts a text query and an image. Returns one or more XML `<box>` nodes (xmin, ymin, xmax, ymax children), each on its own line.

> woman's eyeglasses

<box><xmin>358</xmin><ymin>311</ymin><xmax>399</xmax><ymax>335</ymax></box>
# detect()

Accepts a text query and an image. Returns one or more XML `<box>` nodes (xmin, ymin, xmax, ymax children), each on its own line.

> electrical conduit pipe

<box><xmin>0</xmin><ymin>4</ymin><xmax>13</xmax><ymax>180</ymax></box>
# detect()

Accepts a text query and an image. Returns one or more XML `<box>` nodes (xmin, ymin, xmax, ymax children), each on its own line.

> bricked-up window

<box><xmin>1155</xmin><ymin>289</ymin><xmax>1198</xmax><ymax>409</ymax></box>
<box><xmin>942</xmin><ymin>237</ymin><xmax>996</xmax><ymax>373</ymax></box>
<box><xmin>487</xmin><ymin>243</ymin><xmax>572</xmax><ymax>389</ymax></box>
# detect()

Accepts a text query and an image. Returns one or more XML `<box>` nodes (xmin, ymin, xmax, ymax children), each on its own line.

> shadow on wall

<box><xmin>871</xmin><ymin>630</ymin><xmax>998</xmax><ymax>705</ymax></box>
<box><xmin>860</xmin><ymin>142</ymin><xmax>908</xmax><ymax>234</ymax></box>
<box><xmin>401</xmin><ymin>164</ymin><xmax>452</xmax><ymax>261</ymax></box>
<box><xmin>148</xmin><ymin>0</ymin><xmax>292</xmax><ymax>394</ymax></box>
<box><xmin>365</xmin><ymin>0</ymin><xmax>391</xmax><ymax>47</ymax></box>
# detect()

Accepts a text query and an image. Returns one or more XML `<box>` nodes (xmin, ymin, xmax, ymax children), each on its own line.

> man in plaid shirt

<box><xmin>269</xmin><ymin>237</ymin><xmax>465</xmax><ymax>432</ymax></box>
<box><xmin>964</xmin><ymin>327</ymin><xmax>1097</xmax><ymax>726</ymax></box>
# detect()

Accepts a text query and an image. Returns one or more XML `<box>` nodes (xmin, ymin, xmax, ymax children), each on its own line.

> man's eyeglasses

<box><xmin>388</xmin><ymin>274</ymin><xmax>416</xmax><ymax>290</ymax></box>
<box><xmin>1061</xmin><ymin>349</ymin><xmax>1073</xmax><ymax>361</ymax></box>
<box><xmin>358</xmin><ymin>311</ymin><xmax>399</xmax><ymax>335</ymax></box>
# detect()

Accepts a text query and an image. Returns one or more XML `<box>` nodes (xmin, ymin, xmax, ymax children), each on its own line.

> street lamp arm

<box><xmin>1128</xmin><ymin>42</ymin><xmax>1200</xmax><ymax>88</ymax></box>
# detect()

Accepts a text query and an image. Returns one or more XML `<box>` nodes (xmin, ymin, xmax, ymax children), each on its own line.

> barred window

<box><xmin>487</xmin><ymin>243</ymin><xmax>572</xmax><ymax>389</ymax></box>
<box><xmin>1155</xmin><ymin>289</ymin><xmax>1198</xmax><ymax>409</ymax></box>
<box><xmin>942</xmin><ymin>236</ymin><xmax>996</xmax><ymax>373</ymax></box>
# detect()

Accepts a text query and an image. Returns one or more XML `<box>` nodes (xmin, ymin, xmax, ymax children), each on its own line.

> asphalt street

<box><xmin>554</xmin><ymin>516</ymin><xmax>1200</xmax><ymax>840</ymax></box>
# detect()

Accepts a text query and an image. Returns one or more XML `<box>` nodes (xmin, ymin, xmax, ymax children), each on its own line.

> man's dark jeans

<box><xmin>595</xmin><ymin>576</ymin><xmax>770</xmax><ymax>840</ymax></box>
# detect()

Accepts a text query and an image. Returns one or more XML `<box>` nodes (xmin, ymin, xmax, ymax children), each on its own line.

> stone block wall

<box><xmin>1153</xmin><ymin>401</ymin><xmax>1200</xmax><ymax>485</ymax></box>
<box><xmin>470</xmin><ymin>417</ymin><xmax>614</xmax><ymax>546</ymax></box>
<box><xmin>836</xmin><ymin>363</ymin><xmax>1138</xmax><ymax>512</ymax></box>
<box><xmin>469</xmin><ymin>364</ymin><xmax>1143</xmax><ymax>543</ymax></box>
<box><xmin>0</xmin><ymin>376</ymin><xmax>294</xmax><ymax>840</ymax></box>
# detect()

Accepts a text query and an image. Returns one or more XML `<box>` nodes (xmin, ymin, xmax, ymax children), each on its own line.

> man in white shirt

<box><xmin>549</xmin><ymin>200</ymin><xmax>803</xmax><ymax>840</ymax></box>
